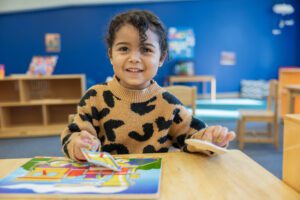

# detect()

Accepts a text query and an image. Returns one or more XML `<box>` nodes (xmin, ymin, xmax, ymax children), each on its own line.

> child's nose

<box><xmin>128</xmin><ymin>51</ymin><xmax>141</xmax><ymax>63</ymax></box>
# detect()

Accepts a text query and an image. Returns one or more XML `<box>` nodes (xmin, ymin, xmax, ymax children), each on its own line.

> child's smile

<box><xmin>109</xmin><ymin>24</ymin><xmax>165</xmax><ymax>90</ymax></box>
<box><xmin>125</xmin><ymin>68</ymin><xmax>143</xmax><ymax>73</ymax></box>
<box><xmin>125</xmin><ymin>66</ymin><xmax>144</xmax><ymax>74</ymax></box>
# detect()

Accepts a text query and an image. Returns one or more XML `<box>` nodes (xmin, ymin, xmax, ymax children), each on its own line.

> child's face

<box><xmin>109</xmin><ymin>24</ymin><xmax>165</xmax><ymax>90</ymax></box>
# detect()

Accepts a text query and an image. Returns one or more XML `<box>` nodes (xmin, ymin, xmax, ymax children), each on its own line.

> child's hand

<box><xmin>192</xmin><ymin>125</ymin><xmax>235</xmax><ymax>147</ymax></box>
<box><xmin>73</xmin><ymin>130</ymin><xmax>101</xmax><ymax>161</ymax></box>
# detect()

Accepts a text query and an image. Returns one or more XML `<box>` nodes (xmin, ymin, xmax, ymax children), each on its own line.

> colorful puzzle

<box><xmin>0</xmin><ymin>156</ymin><xmax>162</xmax><ymax>199</ymax></box>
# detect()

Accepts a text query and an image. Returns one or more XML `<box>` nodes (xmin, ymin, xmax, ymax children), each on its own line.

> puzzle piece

<box><xmin>81</xmin><ymin>148</ymin><xmax>121</xmax><ymax>171</ymax></box>
<box><xmin>185</xmin><ymin>139</ymin><xmax>228</xmax><ymax>155</ymax></box>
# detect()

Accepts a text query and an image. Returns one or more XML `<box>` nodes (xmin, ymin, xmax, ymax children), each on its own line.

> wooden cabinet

<box><xmin>283</xmin><ymin>114</ymin><xmax>300</xmax><ymax>192</ymax></box>
<box><xmin>278</xmin><ymin>68</ymin><xmax>300</xmax><ymax>117</ymax></box>
<box><xmin>0</xmin><ymin>75</ymin><xmax>85</xmax><ymax>138</ymax></box>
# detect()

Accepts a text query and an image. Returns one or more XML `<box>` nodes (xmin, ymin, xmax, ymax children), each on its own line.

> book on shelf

<box><xmin>27</xmin><ymin>55</ymin><xmax>58</xmax><ymax>76</ymax></box>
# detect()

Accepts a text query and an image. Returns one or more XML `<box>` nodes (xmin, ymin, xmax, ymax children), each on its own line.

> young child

<box><xmin>61</xmin><ymin>10</ymin><xmax>235</xmax><ymax>161</ymax></box>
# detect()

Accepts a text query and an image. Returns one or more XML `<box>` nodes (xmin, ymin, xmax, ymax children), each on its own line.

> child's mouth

<box><xmin>126</xmin><ymin>68</ymin><xmax>143</xmax><ymax>73</ymax></box>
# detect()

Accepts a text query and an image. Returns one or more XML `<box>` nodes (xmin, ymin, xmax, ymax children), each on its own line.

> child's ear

<box><xmin>107</xmin><ymin>49</ymin><xmax>113</xmax><ymax>64</ymax></box>
<box><xmin>159</xmin><ymin>52</ymin><xmax>167</xmax><ymax>67</ymax></box>
<box><xmin>108</xmin><ymin>48</ymin><xmax>113</xmax><ymax>58</ymax></box>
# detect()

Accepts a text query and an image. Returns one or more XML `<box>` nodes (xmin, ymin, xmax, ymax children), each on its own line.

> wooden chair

<box><xmin>237</xmin><ymin>80</ymin><xmax>279</xmax><ymax>150</ymax></box>
<box><xmin>164</xmin><ymin>85</ymin><xmax>197</xmax><ymax>115</ymax></box>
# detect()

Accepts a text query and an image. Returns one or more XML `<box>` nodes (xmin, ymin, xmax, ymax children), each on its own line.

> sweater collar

<box><xmin>108</xmin><ymin>76</ymin><xmax>163</xmax><ymax>102</ymax></box>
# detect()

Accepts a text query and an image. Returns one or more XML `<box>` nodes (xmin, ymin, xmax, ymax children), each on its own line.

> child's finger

<box><xmin>81</xmin><ymin>139</ymin><xmax>98</xmax><ymax>151</ymax></box>
<box><xmin>88</xmin><ymin>137</ymin><xmax>101</xmax><ymax>151</ymax></box>
<box><xmin>219</xmin><ymin>131</ymin><xmax>236</xmax><ymax>147</ymax></box>
<box><xmin>227</xmin><ymin>131</ymin><xmax>236</xmax><ymax>141</ymax></box>
<box><xmin>202</xmin><ymin>126</ymin><xmax>222</xmax><ymax>142</ymax></box>
<box><xmin>212</xmin><ymin>126</ymin><xmax>227</xmax><ymax>143</ymax></box>
<box><xmin>79</xmin><ymin>131</ymin><xmax>100</xmax><ymax>150</ymax></box>
<box><xmin>211</xmin><ymin>126</ymin><xmax>221</xmax><ymax>139</ymax></box>
<box><xmin>74</xmin><ymin>141</ymin><xmax>88</xmax><ymax>161</ymax></box>
<box><xmin>201</xmin><ymin>128</ymin><xmax>213</xmax><ymax>142</ymax></box>
<box><xmin>74</xmin><ymin>150</ymin><xmax>86</xmax><ymax>161</ymax></box>
<box><xmin>214</xmin><ymin>127</ymin><xmax>228</xmax><ymax>145</ymax></box>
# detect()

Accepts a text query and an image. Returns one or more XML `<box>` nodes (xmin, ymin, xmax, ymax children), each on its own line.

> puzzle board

<box><xmin>0</xmin><ymin>157</ymin><xmax>162</xmax><ymax>199</ymax></box>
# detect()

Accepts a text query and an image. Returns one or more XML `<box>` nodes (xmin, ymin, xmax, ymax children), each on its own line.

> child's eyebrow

<box><xmin>142</xmin><ymin>43</ymin><xmax>156</xmax><ymax>48</ymax></box>
<box><xmin>115</xmin><ymin>42</ymin><xmax>129</xmax><ymax>46</ymax></box>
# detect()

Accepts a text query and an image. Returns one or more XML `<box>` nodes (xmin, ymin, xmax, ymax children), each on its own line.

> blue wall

<box><xmin>0</xmin><ymin>0</ymin><xmax>299</xmax><ymax>92</ymax></box>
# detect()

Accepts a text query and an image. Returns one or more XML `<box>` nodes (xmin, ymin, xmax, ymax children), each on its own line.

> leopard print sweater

<box><xmin>61</xmin><ymin>76</ymin><xmax>207</xmax><ymax>161</ymax></box>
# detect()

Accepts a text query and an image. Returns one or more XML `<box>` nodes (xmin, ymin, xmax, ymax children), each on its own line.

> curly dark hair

<box><xmin>106</xmin><ymin>10</ymin><xmax>168</xmax><ymax>59</ymax></box>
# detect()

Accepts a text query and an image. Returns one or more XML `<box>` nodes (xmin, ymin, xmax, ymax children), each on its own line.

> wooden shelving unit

<box><xmin>0</xmin><ymin>75</ymin><xmax>85</xmax><ymax>138</ymax></box>
<box><xmin>278</xmin><ymin>68</ymin><xmax>300</xmax><ymax>118</ymax></box>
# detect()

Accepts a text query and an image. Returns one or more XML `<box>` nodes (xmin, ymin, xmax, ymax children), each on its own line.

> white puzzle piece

<box><xmin>185</xmin><ymin>139</ymin><xmax>228</xmax><ymax>154</ymax></box>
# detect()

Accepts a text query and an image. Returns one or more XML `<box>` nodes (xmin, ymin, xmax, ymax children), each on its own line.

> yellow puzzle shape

<box><xmin>17</xmin><ymin>167</ymin><xmax>69</xmax><ymax>181</ymax></box>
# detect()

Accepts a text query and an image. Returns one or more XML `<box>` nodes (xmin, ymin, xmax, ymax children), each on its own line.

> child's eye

<box><xmin>141</xmin><ymin>47</ymin><xmax>153</xmax><ymax>53</ymax></box>
<box><xmin>118</xmin><ymin>47</ymin><xmax>129</xmax><ymax>52</ymax></box>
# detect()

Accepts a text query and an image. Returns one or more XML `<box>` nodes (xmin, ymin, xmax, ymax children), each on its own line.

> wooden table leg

<box><xmin>287</xmin><ymin>90</ymin><xmax>294</xmax><ymax>114</ymax></box>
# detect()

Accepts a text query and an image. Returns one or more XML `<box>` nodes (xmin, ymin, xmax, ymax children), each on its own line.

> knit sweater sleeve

<box><xmin>169</xmin><ymin>104</ymin><xmax>207</xmax><ymax>150</ymax></box>
<box><xmin>160</xmin><ymin>89</ymin><xmax>208</xmax><ymax>151</ymax></box>
<box><xmin>60</xmin><ymin>86</ymin><xmax>100</xmax><ymax>160</ymax></box>
<box><xmin>169</xmin><ymin>104</ymin><xmax>218</xmax><ymax>156</ymax></box>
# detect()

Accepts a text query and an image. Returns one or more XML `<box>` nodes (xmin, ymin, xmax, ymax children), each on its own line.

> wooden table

<box><xmin>168</xmin><ymin>75</ymin><xmax>216</xmax><ymax>100</ymax></box>
<box><xmin>0</xmin><ymin>150</ymin><xmax>299</xmax><ymax>199</ymax></box>
<box><xmin>285</xmin><ymin>85</ymin><xmax>300</xmax><ymax>114</ymax></box>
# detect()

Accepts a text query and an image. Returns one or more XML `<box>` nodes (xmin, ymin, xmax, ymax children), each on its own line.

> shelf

<box><xmin>0</xmin><ymin>99</ymin><xmax>79</xmax><ymax>107</ymax></box>
<box><xmin>22</xmin><ymin>78</ymin><xmax>83</xmax><ymax>101</ymax></box>
<box><xmin>8</xmin><ymin>74</ymin><xmax>84</xmax><ymax>80</ymax></box>
<box><xmin>0</xmin><ymin>80</ymin><xmax>20</xmax><ymax>103</ymax></box>
<box><xmin>0</xmin><ymin>74</ymin><xmax>85</xmax><ymax>138</ymax></box>
<box><xmin>1</xmin><ymin>105</ymin><xmax>43</xmax><ymax>128</ymax></box>
<box><xmin>28</xmin><ymin>99</ymin><xmax>79</xmax><ymax>104</ymax></box>
<box><xmin>46</xmin><ymin>104</ymin><xmax>77</xmax><ymax>125</ymax></box>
